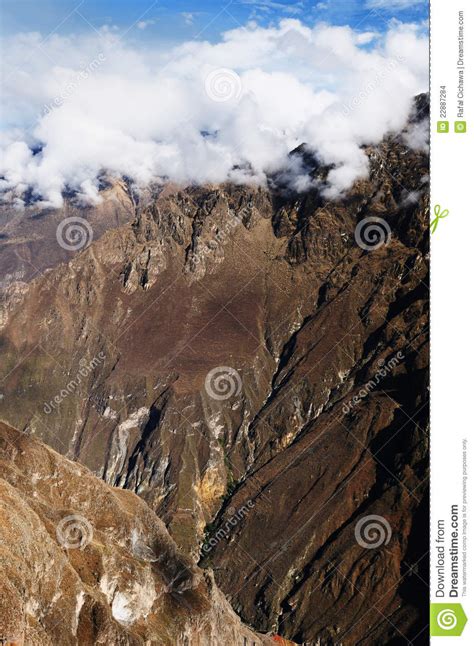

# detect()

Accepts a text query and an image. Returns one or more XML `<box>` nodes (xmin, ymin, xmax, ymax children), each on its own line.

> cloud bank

<box><xmin>0</xmin><ymin>19</ymin><xmax>428</xmax><ymax>208</ymax></box>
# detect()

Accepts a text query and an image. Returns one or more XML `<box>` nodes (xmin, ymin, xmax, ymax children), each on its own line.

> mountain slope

<box><xmin>0</xmin><ymin>422</ymin><xmax>274</xmax><ymax>645</ymax></box>
<box><xmin>0</xmin><ymin>101</ymin><xmax>429</xmax><ymax>644</ymax></box>
<box><xmin>0</xmin><ymin>178</ymin><xmax>135</xmax><ymax>292</ymax></box>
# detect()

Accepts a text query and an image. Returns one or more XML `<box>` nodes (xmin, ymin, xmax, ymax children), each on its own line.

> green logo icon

<box><xmin>430</xmin><ymin>603</ymin><xmax>468</xmax><ymax>636</ymax></box>
<box><xmin>430</xmin><ymin>204</ymin><xmax>449</xmax><ymax>234</ymax></box>
<box><xmin>455</xmin><ymin>121</ymin><xmax>467</xmax><ymax>133</ymax></box>
<box><xmin>437</xmin><ymin>121</ymin><xmax>449</xmax><ymax>133</ymax></box>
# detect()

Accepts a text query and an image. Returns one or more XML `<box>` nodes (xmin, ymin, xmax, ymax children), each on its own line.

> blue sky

<box><xmin>1</xmin><ymin>0</ymin><xmax>428</xmax><ymax>43</ymax></box>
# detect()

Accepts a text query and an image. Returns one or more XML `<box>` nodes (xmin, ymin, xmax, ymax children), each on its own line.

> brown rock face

<box><xmin>0</xmin><ymin>104</ymin><xmax>429</xmax><ymax>643</ymax></box>
<box><xmin>0</xmin><ymin>422</ymin><xmax>268</xmax><ymax>645</ymax></box>
<box><xmin>0</xmin><ymin>178</ymin><xmax>135</xmax><ymax>292</ymax></box>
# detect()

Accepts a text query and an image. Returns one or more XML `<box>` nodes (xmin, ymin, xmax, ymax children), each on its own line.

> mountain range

<box><xmin>0</xmin><ymin>95</ymin><xmax>429</xmax><ymax>645</ymax></box>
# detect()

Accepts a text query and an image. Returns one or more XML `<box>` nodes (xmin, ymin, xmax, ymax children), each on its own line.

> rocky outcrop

<box><xmin>0</xmin><ymin>100</ymin><xmax>429</xmax><ymax>644</ymax></box>
<box><xmin>0</xmin><ymin>422</ymin><xmax>274</xmax><ymax>645</ymax></box>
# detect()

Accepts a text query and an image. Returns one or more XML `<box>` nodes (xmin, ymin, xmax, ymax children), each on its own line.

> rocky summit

<box><xmin>0</xmin><ymin>97</ymin><xmax>429</xmax><ymax>644</ymax></box>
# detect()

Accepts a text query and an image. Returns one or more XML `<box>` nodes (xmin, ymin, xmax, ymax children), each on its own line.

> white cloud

<box><xmin>137</xmin><ymin>19</ymin><xmax>156</xmax><ymax>30</ymax></box>
<box><xmin>0</xmin><ymin>19</ymin><xmax>428</xmax><ymax>208</ymax></box>
<box><xmin>181</xmin><ymin>13</ymin><xmax>196</xmax><ymax>26</ymax></box>
<box><xmin>366</xmin><ymin>0</ymin><xmax>426</xmax><ymax>9</ymax></box>
<box><xmin>241</xmin><ymin>0</ymin><xmax>304</xmax><ymax>15</ymax></box>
